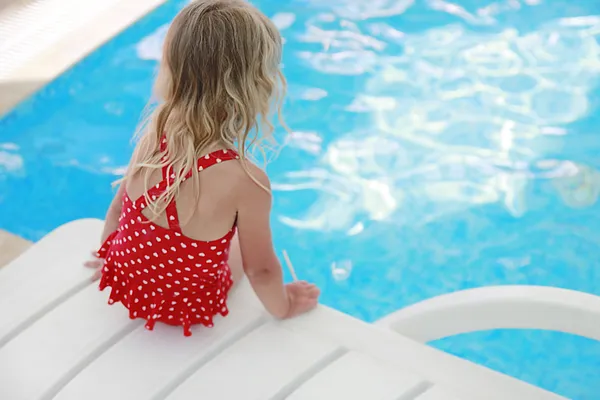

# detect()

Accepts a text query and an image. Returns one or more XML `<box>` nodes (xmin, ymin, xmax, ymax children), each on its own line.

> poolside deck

<box><xmin>0</xmin><ymin>0</ymin><xmax>167</xmax><ymax>264</ymax></box>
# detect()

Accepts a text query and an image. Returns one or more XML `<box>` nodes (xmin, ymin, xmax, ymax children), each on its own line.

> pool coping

<box><xmin>0</xmin><ymin>229</ymin><xmax>31</xmax><ymax>266</ymax></box>
<box><xmin>0</xmin><ymin>0</ymin><xmax>166</xmax><ymax>115</ymax></box>
<box><xmin>0</xmin><ymin>0</ymin><xmax>167</xmax><ymax>264</ymax></box>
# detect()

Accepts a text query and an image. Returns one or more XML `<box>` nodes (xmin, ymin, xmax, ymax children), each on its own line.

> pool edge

<box><xmin>0</xmin><ymin>229</ymin><xmax>31</xmax><ymax>267</ymax></box>
<box><xmin>0</xmin><ymin>0</ymin><xmax>167</xmax><ymax>116</ymax></box>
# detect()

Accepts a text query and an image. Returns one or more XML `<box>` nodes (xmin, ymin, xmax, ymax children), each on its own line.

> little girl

<box><xmin>85</xmin><ymin>0</ymin><xmax>320</xmax><ymax>336</ymax></box>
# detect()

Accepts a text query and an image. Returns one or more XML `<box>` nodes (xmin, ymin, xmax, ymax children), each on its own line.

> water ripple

<box><xmin>277</xmin><ymin>11</ymin><xmax>600</xmax><ymax>231</ymax></box>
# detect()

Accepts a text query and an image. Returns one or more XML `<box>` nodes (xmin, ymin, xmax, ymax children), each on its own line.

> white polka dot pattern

<box><xmin>97</xmin><ymin>149</ymin><xmax>240</xmax><ymax>337</ymax></box>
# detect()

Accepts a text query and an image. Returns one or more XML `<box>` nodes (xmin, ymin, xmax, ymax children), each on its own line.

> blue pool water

<box><xmin>2</xmin><ymin>0</ymin><xmax>600</xmax><ymax>397</ymax></box>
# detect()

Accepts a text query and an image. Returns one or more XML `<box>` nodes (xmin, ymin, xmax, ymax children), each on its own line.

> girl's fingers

<box><xmin>85</xmin><ymin>249</ymin><xmax>102</xmax><ymax>269</ymax></box>
<box><xmin>85</xmin><ymin>247</ymin><xmax>103</xmax><ymax>281</ymax></box>
<box><xmin>304</xmin><ymin>298</ymin><xmax>318</xmax><ymax>310</ymax></box>
<box><xmin>91</xmin><ymin>269</ymin><xmax>102</xmax><ymax>281</ymax></box>
<box><xmin>84</xmin><ymin>260</ymin><xmax>101</xmax><ymax>268</ymax></box>
<box><xmin>299</xmin><ymin>291</ymin><xmax>319</xmax><ymax>304</ymax></box>
<box><xmin>301</xmin><ymin>284</ymin><xmax>319</xmax><ymax>294</ymax></box>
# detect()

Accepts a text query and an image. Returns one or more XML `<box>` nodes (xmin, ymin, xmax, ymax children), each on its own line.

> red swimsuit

<box><xmin>97</xmin><ymin>140</ymin><xmax>240</xmax><ymax>336</ymax></box>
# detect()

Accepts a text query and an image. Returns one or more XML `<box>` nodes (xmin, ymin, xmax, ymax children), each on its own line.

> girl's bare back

<box><xmin>126</xmin><ymin>149</ymin><xmax>245</xmax><ymax>282</ymax></box>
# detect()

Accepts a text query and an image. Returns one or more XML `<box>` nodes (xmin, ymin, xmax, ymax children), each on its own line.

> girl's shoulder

<box><xmin>239</xmin><ymin>159</ymin><xmax>269</xmax><ymax>185</ymax></box>
<box><xmin>225</xmin><ymin>157</ymin><xmax>271</xmax><ymax>203</ymax></box>
<box><xmin>241</xmin><ymin>160</ymin><xmax>270</xmax><ymax>191</ymax></box>
<box><xmin>192</xmin><ymin>152</ymin><xmax>270</xmax><ymax>195</ymax></box>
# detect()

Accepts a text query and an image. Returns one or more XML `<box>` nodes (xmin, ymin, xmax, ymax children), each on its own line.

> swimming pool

<box><xmin>1</xmin><ymin>0</ymin><xmax>600</xmax><ymax>397</ymax></box>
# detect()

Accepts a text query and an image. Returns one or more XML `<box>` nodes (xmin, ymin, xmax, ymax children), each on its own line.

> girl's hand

<box><xmin>284</xmin><ymin>281</ymin><xmax>320</xmax><ymax>318</ymax></box>
<box><xmin>84</xmin><ymin>251</ymin><xmax>104</xmax><ymax>281</ymax></box>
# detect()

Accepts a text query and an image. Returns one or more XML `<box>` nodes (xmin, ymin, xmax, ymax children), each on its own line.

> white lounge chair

<box><xmin>1</xmin><ymin>219</ymin><xmax>596</xmax><ymax>400</ymax></box>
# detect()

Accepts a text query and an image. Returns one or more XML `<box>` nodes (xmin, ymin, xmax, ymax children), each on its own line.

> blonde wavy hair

<box><xmin>126</xmin><ymin>0</ymin><xmax>286</xmax><ymax>219</ymax></box>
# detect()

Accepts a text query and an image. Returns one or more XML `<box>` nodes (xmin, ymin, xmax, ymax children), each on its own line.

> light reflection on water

<box><xmin>276</xmin><ymin>13</ymin><xmax>600</xmax><ymax>232</ymax></box>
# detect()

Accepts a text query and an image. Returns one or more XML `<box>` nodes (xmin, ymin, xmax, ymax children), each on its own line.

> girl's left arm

<box><xmin>85</xmin><ymin>181</ymin><xmax>126</xmax><ymax>280</ymax></box>
<box><xmin>100</xmin><ymin>144</ymin><xmax>140</xmax><ymax>243</ymax></box>
<box><xmin>100</xmin><ymin>183</ymin><xmax>126</xmax><ymax>243</ymax></box>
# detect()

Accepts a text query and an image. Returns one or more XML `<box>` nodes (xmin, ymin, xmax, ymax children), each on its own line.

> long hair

<box><xmin>125</xmin><ymin>0</ymin><xmax>286</xmax><ymax>220</ymax></box>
